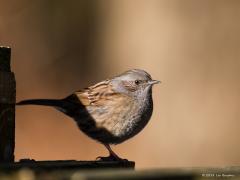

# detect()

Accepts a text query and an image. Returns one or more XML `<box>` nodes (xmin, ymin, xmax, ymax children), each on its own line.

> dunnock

<box><xmin>17</xmin><ymin>69</ymin><xmax>160</xmax><ymax>161</ymax></box>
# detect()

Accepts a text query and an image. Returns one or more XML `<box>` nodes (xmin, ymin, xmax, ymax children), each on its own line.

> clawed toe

<box><xmin>96</xmin><ymin>156</ymin><xmax>113</xmax><ymax>161</ymax></box>
<box><xmin>97</xmin><ymin>144</ymin><xmax>129</xmax><ymax>162</ymax></box>
<box><xmin>96</xmin><ymin>155</ymin><xmax>128</xmax><ymax>162</ymax></box>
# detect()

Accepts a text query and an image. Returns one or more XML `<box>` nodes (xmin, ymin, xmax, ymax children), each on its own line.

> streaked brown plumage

<box><xmin>17</xmin><ymin>69</ymin><xmax>160</xmax><ymax>161</ymax></box>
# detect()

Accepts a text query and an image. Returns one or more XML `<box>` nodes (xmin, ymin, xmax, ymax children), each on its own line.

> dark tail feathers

<box><xmin>17</xmin><ymin>99</ymin><xmax>63</xmax><ymax>107</ymax></box>
<box><xmin>17</xmin><ymin>98</ymin><xmax>82</xmax><ymax>117</ymax></box>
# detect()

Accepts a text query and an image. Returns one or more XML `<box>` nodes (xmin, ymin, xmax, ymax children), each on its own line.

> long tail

<box><xmin>17</xmin><ymin>99</ymin><xmax>63</xmax><ymax>107</ymax></box>
<box><xmin>16</xmin><ymin>98</ymin><xmax>79</xmax><ymax>117</ymax></box>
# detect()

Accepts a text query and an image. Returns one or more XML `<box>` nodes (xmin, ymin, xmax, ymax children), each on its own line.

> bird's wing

<box><xmin>65</xmin><ymin>79</ymin><xmax>121</xmax><ymax>106</ymax></box>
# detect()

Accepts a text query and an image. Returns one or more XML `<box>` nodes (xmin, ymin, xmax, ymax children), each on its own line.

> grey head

<box><xmin>111</xmin><ymin>69</ymin><xmax>160</xmax><ymax>98</ymax></box>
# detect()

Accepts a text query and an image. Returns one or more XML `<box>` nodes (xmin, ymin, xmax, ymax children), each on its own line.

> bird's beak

<box><xmin>148</xmin><ymin>80</ymin><xmax>161</xmax><ymax>85</ymax></box>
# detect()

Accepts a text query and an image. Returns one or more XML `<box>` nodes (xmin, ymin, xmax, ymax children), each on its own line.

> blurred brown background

<box><xmin>0</xmin><ymin>0</ymin><xmax>240</xmax><ymax>169</ymax></box>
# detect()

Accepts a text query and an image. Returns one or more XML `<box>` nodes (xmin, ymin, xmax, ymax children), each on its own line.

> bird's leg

<box><xmin>104</xmin><ymin>144</ymin><xmax>121</xmax><ymax>160</ymax></box>
<box><xmin>96</xmin><ymin>144</ymin><xmax>127</xmax><ymax>161</ymax></box>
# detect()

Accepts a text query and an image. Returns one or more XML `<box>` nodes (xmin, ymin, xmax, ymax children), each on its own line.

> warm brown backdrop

<box><xmin>0</xmin><ymin>0</ymin><xmax>240</xmax><ymax>169</ymax></box>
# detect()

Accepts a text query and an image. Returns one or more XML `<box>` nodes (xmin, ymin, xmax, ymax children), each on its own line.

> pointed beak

<box><xmin>148</xmin><ymin>80</ymin><xmax>161</xmax><ymax>85</ymax></box>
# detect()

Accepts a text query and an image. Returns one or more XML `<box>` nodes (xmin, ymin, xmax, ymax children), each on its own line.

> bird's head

<box><xmin>111</xmin><ymin>69</ymin><xmax>160</xmax><ymax>98</ymax></box>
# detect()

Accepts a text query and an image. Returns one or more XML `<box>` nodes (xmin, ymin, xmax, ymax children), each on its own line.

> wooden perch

<box><xmin>0</xmin><ymin>46</ymin><xmax>16</xmax><ymax>163</ymax></box>
<box><xmin>0</xmin><ymin>159</ymin><xmax>135</xmax><ymax>171</ymax></box>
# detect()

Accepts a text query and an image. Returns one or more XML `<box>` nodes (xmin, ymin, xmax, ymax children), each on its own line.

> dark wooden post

<box><xmin>0</xmin><ymin>46</ymin><xmax>15</xmax><ymax>162</ymax></box>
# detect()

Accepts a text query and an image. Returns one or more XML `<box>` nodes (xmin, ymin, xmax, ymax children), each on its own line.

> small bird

<box><xmin>17</xmin><ymin>69</ymin><xmax>160</xmax><ymax>161</ymax></box>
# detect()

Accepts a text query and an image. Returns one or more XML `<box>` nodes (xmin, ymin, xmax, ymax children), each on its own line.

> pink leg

<box><xmin>104</xmin><ymin>144</ymin><xmax>121</xmax><ymax>160</ymax></box>
<box><xmin>96</xmin><ymin>144</ymin><xmax>126</xmax><ymax>161</ymax></box>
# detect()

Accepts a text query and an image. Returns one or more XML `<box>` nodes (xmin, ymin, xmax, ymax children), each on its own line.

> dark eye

<box><xmin>135</xmin><ymin>80</ymin><xmax>140</xmax><ymax>85</ymax></box>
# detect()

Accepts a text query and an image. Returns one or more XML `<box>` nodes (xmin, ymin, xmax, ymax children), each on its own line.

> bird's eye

<box><xmin>135</xmin><ymin>80</ymin><xmax>140</xmax><ymax>85</ymax></box>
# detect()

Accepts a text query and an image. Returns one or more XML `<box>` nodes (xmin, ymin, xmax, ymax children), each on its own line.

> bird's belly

<box><xmin>109</xmin><ymin>104</ymin><xmax>153</xmax><ymax>144</ymax></box>
<box><xmin>74</xmin><ymin>98</ymin><xmax>153</xmax><ymax>144</ymax></box>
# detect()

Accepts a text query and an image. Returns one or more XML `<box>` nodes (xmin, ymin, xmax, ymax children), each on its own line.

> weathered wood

<box><xmin>0</xmin><ymin>46</ymin><xmax>16</xmax><ymax>162</ymax></box>
<box><xmin>0</xmin><ymin>159</ymin><xmax>135</xmax><ymax>171</ymax></box>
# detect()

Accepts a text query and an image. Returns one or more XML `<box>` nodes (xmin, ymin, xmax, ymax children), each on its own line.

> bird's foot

<box><xmin>96</xmin><ymin>155</ymin><xmax>128</xmax><ymax>162</ymax></box>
